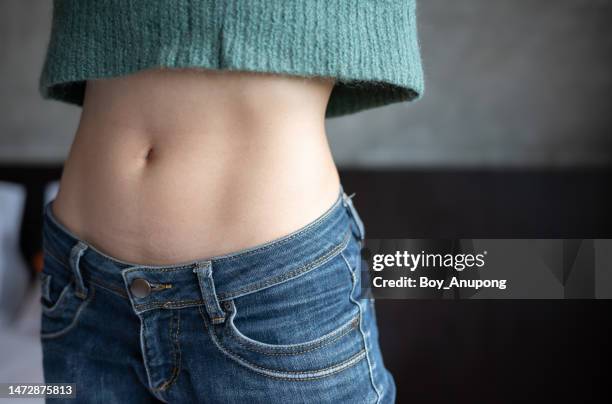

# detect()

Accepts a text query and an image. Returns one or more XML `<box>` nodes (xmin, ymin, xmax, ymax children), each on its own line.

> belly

<box><xmin>51</xmin><ymin>69</ymin><xmax>340</xmax><ymax>265</ymax></box>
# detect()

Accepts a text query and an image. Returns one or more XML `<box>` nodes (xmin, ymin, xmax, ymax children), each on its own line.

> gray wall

<box><xmin>1</xmin><ymin>0</ymin><xmax>611</xmax><ymax>167</ymax></box>
<box><xmin>0</xmin><ymin>0</ymin><xmax>80</xmax><ymax>163</ymax></box>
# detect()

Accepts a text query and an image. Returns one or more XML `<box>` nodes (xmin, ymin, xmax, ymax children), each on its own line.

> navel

<box><xmin>144</xmin><ymin>146</ymin><xmax>154</xmax><ymax>162</ymax></box>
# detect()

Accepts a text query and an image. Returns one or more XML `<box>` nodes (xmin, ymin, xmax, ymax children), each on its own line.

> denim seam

<box><xmin>87</xmin><ymin>276</ymin><xmax>129</xmax><ymax>298</ymax></box>
<box><xmin>134</xmin><ymin>299</ymin><xmax>204</xmax><ymax>312</ymax></box>
<box><xmin>226</xmin><ymin>308</ymin><xmax>360</xmax><ymax>356</ymax></box>
<box><xmin>139</xmin><ymin>315</ymin><xmax>168</xmax><ymax>403</ymax></box>
<box><xmin>40</xmin><ymin>285</ymin><xmax>96</xmax><ymax>340</ymax></box>
<box><xmin>217</xmin><ymin>228</ymin><xmax>352</xmax><ymax>301</ymax></box>
<box><xmin>341</xmin><ymin>251</ymin><xmax>383</xmax><ymax>404</ymax></box>
<box><xmin>200</xmin><ymin>305</ymin><xmax>368</xmax><ymax>381</ymax></box>
<box><xmin>124</xmin><ymin>266</ymin><xmax>201</xmax><ymax>274</ymax></box>
<box><xmin>152</xmin><ymin>310</ymin><xmax>182</xmax><ymax>393</ymax></box>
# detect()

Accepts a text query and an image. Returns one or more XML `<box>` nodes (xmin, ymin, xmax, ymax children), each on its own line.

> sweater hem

<box><xmin>39</xmin><ymin>0</ymin><xmax>424</xmax><ymax>118</ymax></box>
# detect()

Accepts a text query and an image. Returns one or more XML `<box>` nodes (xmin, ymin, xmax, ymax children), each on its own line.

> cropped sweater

<box><xmin>39</xmin><ymin>0</ymin><xmax>424</xmax><ymax>118</ymax></box>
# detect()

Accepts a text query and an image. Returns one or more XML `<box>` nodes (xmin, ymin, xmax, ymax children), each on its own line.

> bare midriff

<box><xmin>50</xmin><ymin>68</ymin><xmax>340</xmax><ymax>266</ymax></box>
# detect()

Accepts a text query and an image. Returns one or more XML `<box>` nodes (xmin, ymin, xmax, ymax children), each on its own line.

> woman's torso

<box><xmin>51</xmin><ymin>69</ymin><xmax>340</xmax><ymax>266</ymax></box>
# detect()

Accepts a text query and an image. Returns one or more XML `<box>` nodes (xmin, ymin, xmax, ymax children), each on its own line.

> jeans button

<box><xmin>130</xmin><ymin>278</ymin><xmax>152</xmax><ymax>298</ymax></box>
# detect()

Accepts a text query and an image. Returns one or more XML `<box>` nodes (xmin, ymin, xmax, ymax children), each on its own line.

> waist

<box><xmin>42</xmin><ymin>187</ymin><xmax>360</xmax><ymax>313</ymax></box>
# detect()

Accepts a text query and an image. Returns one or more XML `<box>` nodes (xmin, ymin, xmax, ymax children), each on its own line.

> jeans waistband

<box><xmin>41</xmin><ymin>185</ymin><xmax>364</xmax><ymax>321</ymax></box>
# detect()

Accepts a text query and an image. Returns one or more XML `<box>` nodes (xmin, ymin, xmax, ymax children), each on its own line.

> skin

<box><xmin>51</xmin><ymin>68</ymin><xmax>340</xmax><ymax>265</ymax></box>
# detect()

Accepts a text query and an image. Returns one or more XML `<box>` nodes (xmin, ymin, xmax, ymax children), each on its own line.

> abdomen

<box><xmin>51</xmin><ymin>69</ymin><xmax>340</xmax><ymax>266</ymax></box>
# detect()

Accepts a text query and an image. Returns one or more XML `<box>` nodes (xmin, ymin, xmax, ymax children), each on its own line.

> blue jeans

<box><xmin>39</xmin><ymin>185</ymin><xmax>396</xmax><ymax>403</ymax></box>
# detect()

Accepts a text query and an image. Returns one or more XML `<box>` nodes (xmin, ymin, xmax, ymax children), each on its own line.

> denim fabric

<box><xmin>39</xmin><ymin>185</ymin><xmax>396</xmax><ymax>403</ymax></box>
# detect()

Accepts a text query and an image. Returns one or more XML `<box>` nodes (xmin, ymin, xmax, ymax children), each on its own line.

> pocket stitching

<box><xmin>226</xmin><ymin>305</ymin><xmax>361</xmax><ymax>356</ymax></box>
<box><xmin>199</xmin><ymin>305</ymin><xmax>368</xmax><ymax>381</ymax></box>
<box><xmin>41</xmin><ymin>286</ymin><xmax>95</xmax><ymax>340</ymax></box>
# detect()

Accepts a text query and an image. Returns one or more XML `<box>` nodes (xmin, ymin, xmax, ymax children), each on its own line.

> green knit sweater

<box><xmin>40</xmin><ymin>0</ymin><xmax>424</xmax><ymax>118</ymax></box>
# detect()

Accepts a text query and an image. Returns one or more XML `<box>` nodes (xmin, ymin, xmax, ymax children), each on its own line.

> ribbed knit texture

<box><xmin>39</xmin><ymin>0</ymin><xmax>424</xmax><ymax>118</ymax></box>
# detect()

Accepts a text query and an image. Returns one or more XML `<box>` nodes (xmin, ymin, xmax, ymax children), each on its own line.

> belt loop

<box><xmin>342</xmin><ymin>191</ymin><xmax>366</xmax><ymax>242</ymax></box>
<box><xmin>69</xmin><ymin>241</ymin><xmax>89</xmax><ymax>299</ymax></box>
<box><xmin>193</xmin><ymin>262</ymin><xmax>226</xmax><ymax>324</ymax></box>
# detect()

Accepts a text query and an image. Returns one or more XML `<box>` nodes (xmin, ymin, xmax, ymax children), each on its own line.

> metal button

<box><xmin>130</xmin><ymin>278</ymin><xmax>152</xmax><ymax>298</ymax></box>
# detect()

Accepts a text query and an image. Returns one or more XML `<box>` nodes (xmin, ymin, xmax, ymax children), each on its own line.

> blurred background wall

<box><xmin>1</xmin><ymin>0</ymin><xmax>611</xmax><ymax>166</ymax></box>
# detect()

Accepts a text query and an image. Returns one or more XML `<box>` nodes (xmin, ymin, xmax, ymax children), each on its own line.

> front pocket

<box><xmin>206</xmin><ymin>244</ymin><xmax>368</xmax><ymax>380</ymax></box>
<box><xmin>225</xmin><ymin>252</ymin><xmax>357</xmax><ymax>347</ymax></box>
<box><xmin>40</xmin><ymin>283</ymin><xmax>94</xmax><ymax>339</ymax></box>
<box><xmin>224</xmin><ymin>299</ymin><xmax>361</xmax><ymax>356</ymax></box>
<box><xmin>39</xmin><ymin>252</ymin><xmax>93</xmax><ymax>339</ymax></box>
